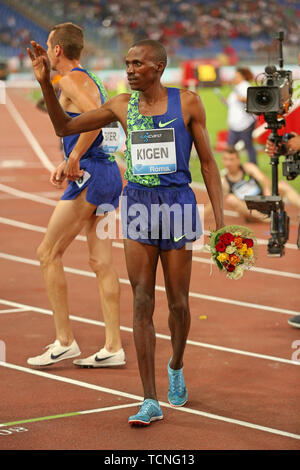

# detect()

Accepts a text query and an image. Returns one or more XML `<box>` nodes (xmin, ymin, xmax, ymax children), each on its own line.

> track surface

<box><xmin>0</xmin><ymin>88</ymin><xmax>299</xmax><ymax>450</ymax></box>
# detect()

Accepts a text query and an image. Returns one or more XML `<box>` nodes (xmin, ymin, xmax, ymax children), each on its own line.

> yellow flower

<box><xmin>245</xmin><ymin>247</ymin><xmax>253</xmax><ymax>257</ymax></box>
<box><xmin>243</xmin><ymin>248</ymin><xmax>253</xmax><ymax>258</ymax></box>
<box><xmin>217</xmin><ymin>252</ymin><xmax>229</xmax><ymax>263</ymax></box>
<box><xmin>238</xmin><ymin>243</ymin><xmax>248</xmax><ymax>255</ymax></box>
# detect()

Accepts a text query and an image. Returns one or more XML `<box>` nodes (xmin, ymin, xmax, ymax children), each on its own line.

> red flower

<box><xmin>219</xmin><ymin>232</ymin><xmax>235</xmax><ymax>245</ymax></box>
<box><xmin>225</xmin><ymin>263</ymin><xmax>235</xmax><ymax>272</ymax></box>
<box><xmin>243</xmin><ymin>238</ymin><xmax>254</xmax><ymax>248</ymax></box>
<box><xmin>215</xmin><ymin>241</ymin><xmax>226</xmax><ymax>252</ymax></box>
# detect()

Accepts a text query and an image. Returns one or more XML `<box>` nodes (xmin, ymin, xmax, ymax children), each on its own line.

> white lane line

<box><xmin>1</xmin><ymin>252</ymin><xmax>299</xmax><ymax>317</ymax></box>
<box><xmin>1</xmin><ymin>216</ymin><xmax>299</xmax><ymax>280</ymax></box>
<box><xmin>0</xmin><ymin>183</ymin><xmax>121</xmax><ymax>219</ymax></box>
<box><xmin>0</xmin><ymin>183</ymin><xmax>57</xmax><ymax>206</ymax></box>
<box><xmin>0</xmin><ymin>361</ymin><xmax>299</xmax><ymax>440</ymax></box>
<box><xmin>0</xmin><ymin>308</ymin><xmax>31</xmax><ymax>314</ymax></box>
<box><xmin>1</xmin><ymin>298</ymin><xmax>299</xmax><ymax>366</ymax></box>
<box><xmin>0</xmin><ymin>402</ymin><xmax>143</xmax><ymax>428</ymax></box>
<box><xmin>5</xmin><ymin>95</ymin><xmax>55</xmax><ymax>172</ymax></box>
<box><xmin>0</xmin><ymin>183</ymin><xmax>298</xmax><ymax>250</ymax></box>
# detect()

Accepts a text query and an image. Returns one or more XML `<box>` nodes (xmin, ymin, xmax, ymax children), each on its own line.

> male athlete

<box><xmin>205</xmin><ymin>147</ymin><xmax>300</xmax><ymax>223</ymax></box>
<box><xmin>27</xmin><ymin>23</ymin><xmax>125</xmax><ymax>368</ymax></box>
<box><xmin>27</xmin><ymin>38</ymin><xmax>224</xmax><ymax>425</ymax></box>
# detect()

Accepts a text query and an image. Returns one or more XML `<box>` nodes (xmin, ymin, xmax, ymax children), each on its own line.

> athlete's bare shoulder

<box><xmin>58</xmin><ymin>71</ymin><xmax>84</xmax><ymax>96</ymax></box>
<box><xmin>179</xmin><ymin>88</ymin><xmax>203</xmax><ymax>105</ymax></box>
<box><xmin>179</xmin><ymin>88</ymin><xmax>206</xmax><ymax>124</ymax></box>
<box><xmin>59</xmin><ymin>70</ymin><xmax>82</xmax><ymax>87</ymax></box>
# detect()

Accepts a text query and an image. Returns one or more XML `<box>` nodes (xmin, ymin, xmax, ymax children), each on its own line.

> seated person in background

<box><xmin>205</xmin><ymin>147</ymin><xmax>300</xmax><ymax>222</ymax></box>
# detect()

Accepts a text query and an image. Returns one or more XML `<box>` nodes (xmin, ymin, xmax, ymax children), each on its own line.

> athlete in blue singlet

<box><xmin>121</xmin><ymin>86</ymin><xmax>202</xmax><ymax>250</ymax></box>
<box><xmin>28</xmin><ymin>38</ymin><xmax>224</xmax><ymax>425</ymax></box>
<box><xmin>60</xmin><ymin>66</ymin><xmax>122</xmax><ymax>213</ymax></box>
<box><xmin>27</xmin><ymin>23</ymin><xmax>125</xmax><ymax>370</ymax></box>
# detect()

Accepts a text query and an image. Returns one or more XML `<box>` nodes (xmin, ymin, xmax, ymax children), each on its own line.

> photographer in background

<box><xmin>227</xmin><ymin>67</ymin><xmax>258</xmax><ymax>165</ymax></box>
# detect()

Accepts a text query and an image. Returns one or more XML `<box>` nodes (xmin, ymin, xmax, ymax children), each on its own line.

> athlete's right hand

<box><xmin>27</xmin><ymin>41</ymin><xmax>51</xmax><ymax>84</ymax></box>
<box><xmin>50</xmin><ymin>161</ymin><xmax>67</xmax><ymax>187</ymax></box>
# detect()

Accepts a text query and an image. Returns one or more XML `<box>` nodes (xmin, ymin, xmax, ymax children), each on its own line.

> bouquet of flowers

<box><xmin>209</xmin><ymin>225</ymin><xmax>257</xmax><ymax>280</ymax></box>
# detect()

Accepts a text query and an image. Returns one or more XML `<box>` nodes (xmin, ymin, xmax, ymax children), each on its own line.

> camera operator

<box><xmin>265</xmin><ymin>132</ymin><xmax>300</xmax><ymax>156</ymax></box>
<box><xmin>265</xmin><ymin>48</ymin><xmax>300</xmax><ymax>158</ymax></box>
<box><xmin>266</xmin><ymin>134</ymin><xmax>300</xmax><ymax>330</ymax></box>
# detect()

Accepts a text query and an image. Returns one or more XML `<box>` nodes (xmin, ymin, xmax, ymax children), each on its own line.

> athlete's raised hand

<box><xmin>27</xmin><ymin>41</ymin><xmax>51</xmax><ymax>84</ymax></box>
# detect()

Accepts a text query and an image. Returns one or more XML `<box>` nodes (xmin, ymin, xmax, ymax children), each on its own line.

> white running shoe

<box><xmin>73</xmin><ymin>347</ymin><xmax>126</xmax><ymax>368</ymax></box>
<box><xmin>27</xmin><ymin>339</ymin><xmax>81</xmax><ymax>367</ymax></box>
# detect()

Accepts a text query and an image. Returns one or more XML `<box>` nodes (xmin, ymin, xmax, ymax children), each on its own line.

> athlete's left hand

<box><xmin>65</xmin><ymin>156</ymin><xmax>84</xmax><ymax>181</ymax></box>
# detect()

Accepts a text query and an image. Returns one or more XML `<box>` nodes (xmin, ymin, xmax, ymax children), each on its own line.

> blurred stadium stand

<box><xmin>0</xmin><ymin>0</ymin><xmax>299</xmax><ymax>71</ymax></box>
<box><xmin>0</xmin><ymin>0</ymin><xmax>48</xmax><ymax>61</ymax></box>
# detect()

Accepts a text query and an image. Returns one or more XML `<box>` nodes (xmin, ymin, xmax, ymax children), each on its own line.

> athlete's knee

<box><xmin>168</xmin><ymin>295</ymin><xmax>189</xmax><ymax>320</ymax></box>
<box><xmin>225</xmin><ymin>193</ymin><xmax>240</xmax><ymax>207</ymax></box>
<box><xmin>37</xmin><ymin>241</ymin><xmax>49</xmax><ymax>266</ymax></box>
<box><xmin>133</xmin><ymin>285</ymin><xmax>155</xmax><ymax>320</ymax></box>
<box><xmin>89</xmin><ymin>256</ymin><xmax>112</xmax><ymax>278</ymax></box>
<box><xmin>37</xmin><ymin>241</ymin><xmax>61</xmax><ymax>268</ymax></box>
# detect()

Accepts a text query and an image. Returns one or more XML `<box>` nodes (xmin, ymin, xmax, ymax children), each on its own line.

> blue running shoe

<box><xmin>168</xmin><ymin>360</ymin><xmax>188</xmax><ymax>407</ymax></box>
<box><xmin>128</xmin><ymin>399</ymin><xmax>163</xmax><ymax>426</ymax></box>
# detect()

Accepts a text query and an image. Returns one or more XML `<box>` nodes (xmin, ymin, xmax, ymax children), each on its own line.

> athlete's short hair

<box><xmin>131</xmin><ymin>39</ymin><xmax>167</xmax><ymax>71</ymax></box>
<box><xmin>50</xmin><ymin>22</ymin><xmax>84</xmax><ymax>60</ymax></box>
<box><xmin>224</xmin><ymin>147</ymin><xmax>240</xmax><ymax>157</ymax></box>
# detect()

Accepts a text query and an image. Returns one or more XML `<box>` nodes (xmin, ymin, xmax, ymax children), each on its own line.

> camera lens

<box><xmin>255</xmin><ymin>90</ymin><xmax>273</xmax><ymax>106</ymax></box>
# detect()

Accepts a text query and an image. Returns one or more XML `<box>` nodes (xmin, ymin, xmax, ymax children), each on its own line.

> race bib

<box><xmin>131</xmin><ymin>128</ymin><xmax>176</xmax><ymax>175</ymax></box>
<box><xmin>100</xmin><ymin>122</ymin><xmax>121</xmax><ymax>154</ymax></box>
<box><xmin>75</xmin><ymin>171</ymin><xmax>91</xmax><ymax>188</ymax></box>
<box><xmin>232</xmin><ymin>178</ymin><xmax>261</xmax><ymax>200</ymax></box>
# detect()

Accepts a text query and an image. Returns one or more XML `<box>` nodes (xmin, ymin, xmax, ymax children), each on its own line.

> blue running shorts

<box><xmin>61</xmin><ymin>157</ymin><xmax>122</xmax><ymax>213</ymax></box>
<box><xmin>121</xmin><ymin>182</ymin><xmax>202</xmax><ymax>250</ymax></box>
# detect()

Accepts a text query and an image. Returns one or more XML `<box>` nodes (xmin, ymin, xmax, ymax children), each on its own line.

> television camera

<box><xmin>245</xmin><ymin>32</ymin><xmax>300</xmax><ymax>256</ymax></box>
